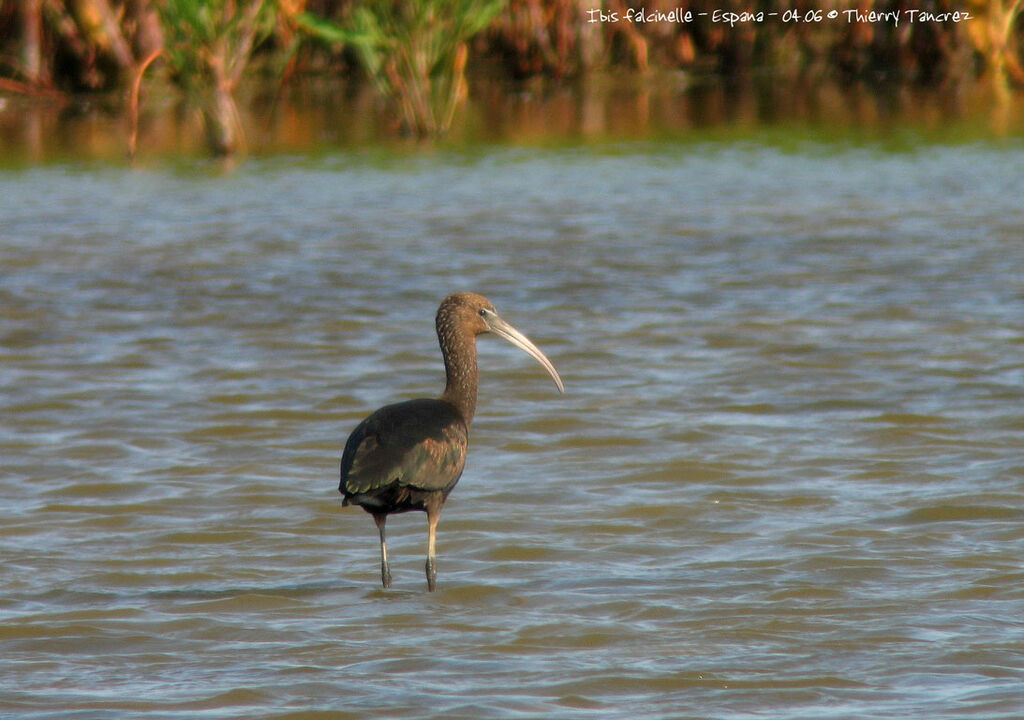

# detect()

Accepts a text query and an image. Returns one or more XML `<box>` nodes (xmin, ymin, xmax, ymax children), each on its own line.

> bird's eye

<box><xmin>478</xmin><ymin>309</ymin><xmax>488</xmax><ymax>317</ymax></box>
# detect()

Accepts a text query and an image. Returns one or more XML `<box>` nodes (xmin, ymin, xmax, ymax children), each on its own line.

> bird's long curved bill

<box><xmin>485</xmin><ymin>314</ymin><xmax>565</xmax><ymax>393</ymax></box>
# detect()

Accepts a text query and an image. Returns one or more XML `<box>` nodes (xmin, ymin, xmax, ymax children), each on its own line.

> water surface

<box><xmin>2</xmin><ymin>142</ymin><xmax>1024</xmax><ymax>718</ymax></box>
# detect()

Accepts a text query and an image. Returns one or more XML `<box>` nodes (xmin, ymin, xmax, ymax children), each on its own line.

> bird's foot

<box><xmin>381</xmin><ymin>564</ymin><xmax>392</xmax><ymax>589</ymax></box>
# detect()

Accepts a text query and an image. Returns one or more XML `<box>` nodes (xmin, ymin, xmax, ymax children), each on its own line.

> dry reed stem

<box><xmin>0</xmin><ymin>77</ymin><xmax>66</xmax><ymax>101</ymax></box>
<box><xmin>127</xmin><ymin>49</ymin><xmax>164</xmax><ymax>160</ymax></box>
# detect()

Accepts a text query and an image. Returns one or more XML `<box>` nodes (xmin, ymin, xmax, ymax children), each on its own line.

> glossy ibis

<box><xmin>340</xmin><ymin>292</ymin><xmax>564</xmax><ymax>591</ymax></box>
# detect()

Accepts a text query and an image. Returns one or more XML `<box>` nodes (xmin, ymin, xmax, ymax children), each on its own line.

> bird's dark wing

<box><xmin>340</xmin><ymin>398</ymin><xmax>468</xmax><ymax>497</ymax></box>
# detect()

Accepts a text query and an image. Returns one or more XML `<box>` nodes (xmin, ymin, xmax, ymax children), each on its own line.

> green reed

<box><xmin>158</xmin><ymin>0</ymin><xmax>278</xmax><ymax>154</ymax></box>
<box><xmin>301</xmin><ymin>0</ymin><xmax>506</xmax><ymax>136</ymax></box>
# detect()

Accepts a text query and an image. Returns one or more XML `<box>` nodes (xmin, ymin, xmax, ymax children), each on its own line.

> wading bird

<box><xmin>339</xmin><ymin>292</ymin><xmax>564</xmax><ymax>591</ymax></box>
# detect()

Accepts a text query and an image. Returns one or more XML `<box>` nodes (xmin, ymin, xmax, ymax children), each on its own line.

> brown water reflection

<box><xmin>1</xmin><ymin>75</ymin><xmax>1022</xmax><ymax>162</ymax></box>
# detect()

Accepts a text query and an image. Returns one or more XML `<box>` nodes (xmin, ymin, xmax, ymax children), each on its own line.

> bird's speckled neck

<box><xmin>436</xmin><ymin>297</ymin><xmax>480</xmax><ymax>424</ymax></box>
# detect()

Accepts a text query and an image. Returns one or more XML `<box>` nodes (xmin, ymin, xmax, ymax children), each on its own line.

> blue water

<box><xmin>2</xmin><ymin>142</ymin><xmax>1024</xmax><ymax>718</ymax></box>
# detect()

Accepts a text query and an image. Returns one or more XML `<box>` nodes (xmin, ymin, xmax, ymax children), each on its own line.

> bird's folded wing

<box><xmin>341</xmin><ymin>399</ymin><xmax>468</xmax><ymax>495</ymax></box>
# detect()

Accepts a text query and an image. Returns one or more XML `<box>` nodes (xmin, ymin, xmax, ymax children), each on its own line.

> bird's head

<box><xmin>437</xmin><ymin>292</ymin><xmax>564</xmax><ymax>393</ymax></box>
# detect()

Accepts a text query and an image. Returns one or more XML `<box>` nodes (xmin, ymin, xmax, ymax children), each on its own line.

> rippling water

<box><xmin>2</xmin><ymin>143</ymin><xmax>1024</xmax><ymax>719</ymax></box>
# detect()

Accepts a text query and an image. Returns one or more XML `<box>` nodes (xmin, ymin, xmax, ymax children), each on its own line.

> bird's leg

<box><xmin>425</xmin><ymin>506</ymin><xmax>440</xmax><ymax>592</ymax></box>
<box><xmin>374</xmin><ymin>514</ymin><xmax>392</xmax><ymax>589</ymax></box>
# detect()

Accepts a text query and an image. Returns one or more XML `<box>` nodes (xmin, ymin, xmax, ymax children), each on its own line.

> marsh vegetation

<box><xmin>1</xmin><ymin>0</ymin><xmax>1022</xmax><ymax>154</ymax></box>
